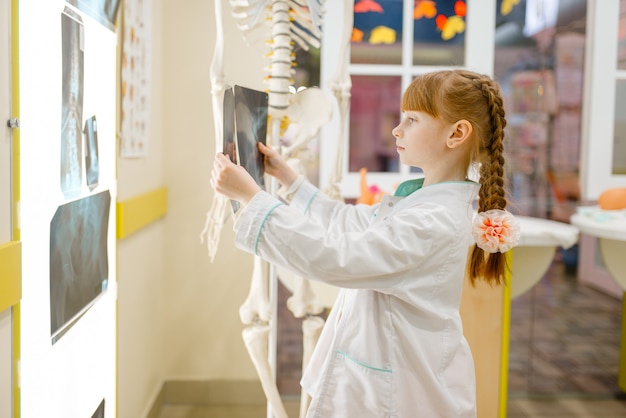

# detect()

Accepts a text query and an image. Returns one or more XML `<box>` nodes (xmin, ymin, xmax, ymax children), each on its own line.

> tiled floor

<box><xmin>157</xmin><ymin>396</ymin><xmax>626</xmax><ymax>418</ymax></box>
<box><xmin>158</xmin><ymin>258</ymin><xmax>626</xmax><ymax>417</ymax></box>
<box><xmin>157</xmin><ymin>399</ymin><xmax>300</xmax><ymax>418</ymax></box>
<box><xmin>508</xmin><ymin>258</ymin><xmax>623</xmax><ymax>397</ymax></box>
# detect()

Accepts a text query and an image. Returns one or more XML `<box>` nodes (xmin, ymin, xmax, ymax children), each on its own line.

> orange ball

<box><xmin>598</xmin><ymin>188</ymin><xmax>626</xmax><ymax>210</ymax></box>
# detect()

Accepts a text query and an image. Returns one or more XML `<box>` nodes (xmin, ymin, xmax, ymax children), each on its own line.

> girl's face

<box><xmin>392</xmin><ymin>110</ymin><xmax>452</xmax><ymax>169</ymax></box>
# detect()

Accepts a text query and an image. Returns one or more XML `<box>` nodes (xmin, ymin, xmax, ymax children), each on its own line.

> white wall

<box><xmin>160</xmin><ymin>0</ymin><xmax>266</xmax><ymax>380</ymax></box>
<box><xmin>116</xmin><ymin>1</ymin><xmax>270</xmax><ymax>416</ymax></box>
<box><xmin>116</xmin><ymin>0</ymin><xmax>166</xmax><ymax>416</ymax></box>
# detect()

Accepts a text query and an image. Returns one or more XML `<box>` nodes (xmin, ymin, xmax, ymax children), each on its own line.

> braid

<box><xmin>468</xmin><ymin>74</ymin><xmax>510</xmax><ymax>286</ymax></box>
<box><xmin>477</xmin><ymin>78</ymin><xmax>507</xmax><ymax>212</ymax></box>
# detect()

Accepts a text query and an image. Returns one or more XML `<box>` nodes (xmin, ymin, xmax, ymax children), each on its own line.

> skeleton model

<box><xmin>201</xmin><ymin>1</ymin><xmax>353</xmax><ymax>417</ymax></box>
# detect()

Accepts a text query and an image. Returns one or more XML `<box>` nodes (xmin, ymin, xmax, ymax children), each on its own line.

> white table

<box><xmin>571</xmin><ymin>207</ymin><xmax>626</xmax><ymax>392</ymax></box>
<box><xmin>511</xmin><ymin>216</ymin><xmax>580</xmax><ymax>298</ymax></box>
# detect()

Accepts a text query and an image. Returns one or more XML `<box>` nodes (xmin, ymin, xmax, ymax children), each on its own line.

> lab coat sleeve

<box><xmin>288</xmin><ymin>179</ymin><xmax>378</xmax><ymax>232</ymax></box>
<box><xmin>234</xmin><ymin>190</ymin><xmax>456</xmax><ymax>290</ymax></box>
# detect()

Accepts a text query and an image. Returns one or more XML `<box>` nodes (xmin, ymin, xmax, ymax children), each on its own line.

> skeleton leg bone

<box><xmin>240</xmin><ymin>255</ymin><xmax>272</xmax><ymax>325</ymax></box>
<box><xmin>299</xmin><ymin>316</ymin><xmax>325</xmax><ymax>418</ymax></box>
<box><xmin>286</xmin><ymin>276</ymin><xmax>324</xmax><ymax>319</ymax></box>
<box><xmin>242</xmin><ymin>325</ymin><xmax>289</xmax><ymax>418</ymax></box>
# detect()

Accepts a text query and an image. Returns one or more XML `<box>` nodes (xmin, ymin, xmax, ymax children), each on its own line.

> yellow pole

<box><xmin>618</xmin><ymin>293</ymin><xmax>626</xmax><ymax>391</ymax></box>
<box><xmin>498</xmin><ymin>250</ymin><xmax>513</xmax><ymax>417</ymax></box>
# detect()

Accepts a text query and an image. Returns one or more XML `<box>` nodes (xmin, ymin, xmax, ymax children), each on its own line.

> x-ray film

<box><xmin>222</xmin><ymin>85</ymin><xmax>268</xmax><ymax>213</ymax></box>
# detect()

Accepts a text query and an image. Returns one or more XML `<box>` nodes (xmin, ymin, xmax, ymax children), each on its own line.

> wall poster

<box><xmin>119</xmin><ymin>0</ymin><xmax>151</xmax><ymax>158</ymax></box>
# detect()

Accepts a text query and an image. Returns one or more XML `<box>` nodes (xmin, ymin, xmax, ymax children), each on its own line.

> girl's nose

<box><xmin>392</xmin><ymin>125</ymin><xmax>401</xmax><ymax>138</ymax></box>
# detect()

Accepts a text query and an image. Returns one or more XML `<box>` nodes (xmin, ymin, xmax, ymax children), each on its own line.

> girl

<box><xmin>211</xmin><ymin>69</ymin><xmax>519</xmax><ymax>417</ymax></box>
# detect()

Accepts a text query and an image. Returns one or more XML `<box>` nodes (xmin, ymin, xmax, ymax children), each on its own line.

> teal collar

<box><xmin>393</xmin><ymin>178</ymin><xmax>478</xmax><ymax>197</ymax></box>
<box><xmin>394</xmin><ymin>178</ymin><xmax>425</xmax><ymax>197</ymax></box>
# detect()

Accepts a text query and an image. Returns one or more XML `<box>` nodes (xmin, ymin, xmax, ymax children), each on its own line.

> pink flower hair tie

<box><xmin>472</xmin><ymin>209</ymin><xmax>521</xmax><ymax>253</ymax></box>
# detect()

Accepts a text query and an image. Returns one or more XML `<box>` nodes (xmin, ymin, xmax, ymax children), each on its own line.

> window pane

<box><xmin>613</xmin><ymin>80</ymin><xmax>626</xmax><ymax>174</ymax></box>
<box><xmin>413</xmin><ymin>0</ymin><xmax>466</xmax><ymax>65</ymax></box>
<box><xmin>494</xmin><ymin>0</ymin><xmax>586</xmax><ymax>222</ymax></box>
<box><xmin>351</xmin><ymin>0</ymin><xmax>403</xmax><ymax>65</ymax></box>
<box><xmin>618</xmin><ymin>0</ymin><xmax>626</xmax><ymax>69</ymax></box>
<box><xmin>349</xmin><ymin>75</ymin><xmax>401</xmax><ymax>173</ymax></box>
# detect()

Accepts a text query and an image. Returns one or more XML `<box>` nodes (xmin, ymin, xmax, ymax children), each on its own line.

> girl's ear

<box><xmin>446</xmin><ymin>119</ymin><xmax>473</xmax><ymax>149</ymax></box>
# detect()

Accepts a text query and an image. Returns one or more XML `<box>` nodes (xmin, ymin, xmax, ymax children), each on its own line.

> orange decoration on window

<box><xmin>354</xmin><ymin>0</ymin><xmax>384</xmax><ymax>13</ymax></box>
<box><xmin>370</xmin><ymin>25</ymin><xmax>396</xmax><ymax>44</ymax></box>
<box><xmin>454</xmin><ymin>1</ymin><xmax>466</xmax><ymax>17</ymax></box>
<box><xmin>501</xmin><ymin>0</ymin><xmax>521</xmax><ymax>16</ymax></box>
<box><xmin>352</xmin><ymin>27</ymin><xmax>365</xmax><ymax>42</ymax></box>
<box><xmin>413</xmin><ymin>0</ymin><xmax>437</xmax><ymax>19</ymax></box>
<box><xmin>435</xmin><ymin>14</ymin><xmax>447</xmax><ymax>30</ymax></box>
<box><xmin>441</xmin><ymin>15</ymin><xmax>466</xmax><ymax>40</ymax></box>
<box><xmin>357</xmin><ymin>168</ymin><xmax>386</xmax><ymax>205</ymax></box>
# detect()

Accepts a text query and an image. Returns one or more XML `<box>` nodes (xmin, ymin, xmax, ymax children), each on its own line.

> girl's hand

<box><xmin>210</xmin><ymin>153</ymin><xmax>261</xmax><ymax>206</ymax></box>
<box><xmin>258</xmin><ymin>142</ymin><xmax>298</xmax><ymax>189</ymax></box>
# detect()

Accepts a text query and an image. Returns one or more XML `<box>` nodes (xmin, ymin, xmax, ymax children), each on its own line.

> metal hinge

<box><xmin>6</xmin><ymin>118</ymin><xmax>19</xmax><ymax>129</ymax></box>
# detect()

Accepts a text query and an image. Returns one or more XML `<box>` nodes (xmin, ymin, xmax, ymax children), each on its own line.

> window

<box><xmin>320</xmin><ymin>0</ymin><xmax>496</xmax><ymax>198</ymax></box>
<box><xmin>612</xmin><ymin>0</ymin><xmax>626</xmax><ymax>175</ymax></box>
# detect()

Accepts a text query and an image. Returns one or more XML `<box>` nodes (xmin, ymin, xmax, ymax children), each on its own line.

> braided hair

<box><xmin>401</xmin><ymin>69</ymin><xmax>509</xmax><ymax>285</ymax></box>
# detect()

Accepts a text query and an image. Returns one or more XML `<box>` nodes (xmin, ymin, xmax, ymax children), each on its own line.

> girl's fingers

<box><xmin>258</xmin><ymin>142</ymin><xmax>275</xmax><ymax>158</ymax></box>
<box><xmin>215</xmin><ymin>152</ymin><xmax>229</xmax><ymax>167</ymax></box>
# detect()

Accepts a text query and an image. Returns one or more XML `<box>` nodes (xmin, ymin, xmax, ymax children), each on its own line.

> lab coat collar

<box><xmin>394</xmin><ymin>178</ymin><xmax>479</xmax><ymax>198</ymax></box>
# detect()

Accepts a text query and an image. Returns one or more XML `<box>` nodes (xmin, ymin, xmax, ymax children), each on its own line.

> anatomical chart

<box><xmin>119</xmin><ymin>0</ymin><xmax>151</xmax><ymax>158</ymax></box>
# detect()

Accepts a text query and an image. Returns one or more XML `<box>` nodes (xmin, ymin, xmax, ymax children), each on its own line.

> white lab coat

<box><xmin>234</xmin><ymin>178</ymin><xmax>480</xmax><ymax>418</ymax></box>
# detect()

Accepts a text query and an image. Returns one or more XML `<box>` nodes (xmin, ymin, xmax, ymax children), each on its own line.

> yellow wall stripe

<box><xmin>498</xmin><ymin>250</ymin><xmax>513</xmax><ymax>418</ymax></box>
<box><xmin>116</xmin><ymin>187</ymin><xmax>168</xmax><ymax>239</ymax></box>
<box><xmin>0</xmin><ymin>241</ymin><xmax>21</xmax><ymax>312</ymax></box>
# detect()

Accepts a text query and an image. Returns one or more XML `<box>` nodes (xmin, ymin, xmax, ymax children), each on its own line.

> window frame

<box><xmin>319</xmin><ymin>0</ymin><xmax>497</xmax><ymax>198</ymax></box>
<box><xmin>580</xmin><ymin>0</ymin><xmax>626</xmax><ymax>200</ymax></box>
